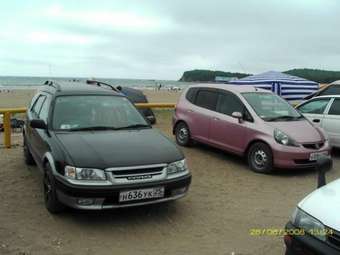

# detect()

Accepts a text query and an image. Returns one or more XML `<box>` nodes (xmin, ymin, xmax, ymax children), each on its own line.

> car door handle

<box><xmin>213</xmin><ymin>117</ymin><xmax>220</xmax><ymax>121</ymax></box>
<box><xmin>187</xmin><ymin>109</ymin><xmax>194</xmax><ymax>113</ymax></box>
<box><xmin>313</xmin><ymin>119</ymin><xmax>320</xmax><ymax>123</ymax></box>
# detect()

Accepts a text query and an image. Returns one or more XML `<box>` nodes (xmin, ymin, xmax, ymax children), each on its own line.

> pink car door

<box><xmin>209</xmin><ymin>91</ymin><xmax>251</xmax><ymax>154</ymax></box>
<box><xmin>189</xmin><ymin>89</ymin><xmax>218</xmax><ymax>143</ymax></box>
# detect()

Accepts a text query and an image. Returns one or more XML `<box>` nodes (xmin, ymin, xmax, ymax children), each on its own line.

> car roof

<box><xmin>39</xmin><ymin>81</ymin><xmax>124</xmax><ymax>97</ymax></box>
<box><xmin>187</xmin><ymin>83</ymin><xmax>269</xmax><ymax>93</ymax></box>
<box><xmin>329</xmin><ymin>80</ymin><xmax>340</xmax><ymax>85</ymax></box>
<box><xmin>311</xmin><ymin>95</ymin><xmax>340</xmax><ymax>99</ymax></box>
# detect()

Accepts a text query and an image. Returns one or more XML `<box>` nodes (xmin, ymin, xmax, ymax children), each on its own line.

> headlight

<box><xmin>65</xmin><ymin>166</ymin><xmax>107</xmax><ymax>181</ymax></box>
<box><xmin>166</xmin><ymin>159</ymin><xmax>188</xmax><ymax>175</ymax></box>
<box><xmin>292</xmin><ymin>207</ymin><xmax>327</xmax><ymax>241</ymax></box>
<box><xmin>274</xmin><ymin>129</ymin><xmax>299</xmax><ymax>146</ymax></box>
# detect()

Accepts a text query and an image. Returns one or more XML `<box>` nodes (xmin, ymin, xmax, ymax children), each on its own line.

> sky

<box><xmin>0</xmin><ymin>0</ymin><xmax>339</xmax><ymax>80</ymax></box>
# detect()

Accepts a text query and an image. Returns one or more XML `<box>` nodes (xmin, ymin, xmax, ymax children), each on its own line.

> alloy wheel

<box><xmin>178</xmin><ymin>127</ymin><xmax>188</xmax><ymax>143</ymax></box>
<box><xmin>44</xmin><ymin>174</ymin><xmax>52</xmax><ymax>203</ymax></box>
<box><xmin>253</xmin><ymin>150</ymin><xmax>268</xmax><ymax>168</ymax></box>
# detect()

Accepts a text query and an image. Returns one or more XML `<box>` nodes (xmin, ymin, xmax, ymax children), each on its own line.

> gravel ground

<box><xmin>0</xmin><ymin>110</ymin><xmax>339</xmax><ymax>255</ymax></box>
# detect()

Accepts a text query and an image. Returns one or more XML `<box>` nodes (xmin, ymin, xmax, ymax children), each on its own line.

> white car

<box><xmin>296</xmin><ymin>95</ymin><xmax>340</xmax><ymax>148</ymax></box>
<box><xmin>0</xmin><ymin>113</ymin><xmax>3</xmax><ymax>131</ymax></box>
<box><xmin>303</xmin><ymin>80</ymin><xmax>340</xmax><ymax>100</ymax></box>
<box><xmin>284</xmin><ymin>177</ymin><xmax>340</xmax><ymax>254</ymax></box>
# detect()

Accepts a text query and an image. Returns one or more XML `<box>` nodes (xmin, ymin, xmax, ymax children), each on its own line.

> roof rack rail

<box><xmin>86</xmin><ymin>80</ymin><xmax>121</xmax><ymax>92</ymax></box>
<box><xmin>44</xmin><ymin>80</ymin><xmax>61</xmax><ymax>91</ymax></box>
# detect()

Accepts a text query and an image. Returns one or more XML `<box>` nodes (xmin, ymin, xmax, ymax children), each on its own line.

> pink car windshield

<box><xmin>242</xmin><ymin>92</ymin><xmax>302</xmax><ymax>121</ymax></box>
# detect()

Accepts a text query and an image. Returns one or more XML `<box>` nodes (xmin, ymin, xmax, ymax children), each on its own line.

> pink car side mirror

<box><xmin>232</xmin><ymin>112</ymin><xmax>243</xmax><ymax>123</ymax></box>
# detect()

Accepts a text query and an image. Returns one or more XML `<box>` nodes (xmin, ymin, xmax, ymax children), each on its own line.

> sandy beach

<box><xmin>0</xmin><ymin>89</ymin><xmax>37</xmax><ymax>108</ymax></box>
<box><xmin>143</xmin><ymin>90</ymin><xmax>182</xmax><ymax>103</ymax></box>
<box><xmin>0</xmin><ymin>89</ymin><xmax>181</xmax><ymax>109</ymax></box>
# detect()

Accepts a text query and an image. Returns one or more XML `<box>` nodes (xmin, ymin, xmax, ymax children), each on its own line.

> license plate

<box><xmin>119</xmin><ymin>187</ymin><xmax>164</xmax><ymax>202</ymax></box>
<box><xmin>309</xmin><ymin>151</ymin><xmax>329</xmax><ymax>161</ymax></box>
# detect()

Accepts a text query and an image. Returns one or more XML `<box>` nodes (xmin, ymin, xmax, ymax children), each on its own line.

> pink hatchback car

<box><xmin>173</xmin><ymin>84</ymin><xmax>331</xmax><ymax>173</ymax></box>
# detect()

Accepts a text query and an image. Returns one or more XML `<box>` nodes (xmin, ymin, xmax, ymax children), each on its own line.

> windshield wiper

<box><xmin>114</xmin><ymin>124</ymin><xmax>151</xmax><ymax>130</ymax></box>
<box><xmin>265</xmin><ymin>115</ymin><xmax>303</xmax><ymax>122</ymax></box>
<box><xmin>68</xmin><ymin>126</ymin><xmax>118</xmax><ymax>131</ymax></box>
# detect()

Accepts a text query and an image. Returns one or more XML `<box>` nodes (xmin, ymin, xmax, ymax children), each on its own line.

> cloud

<box><xmin>44</xmin><ymin>4</ymin><xmax>171</xmax><ymax>32</ymax></box>
<box><xmin>26</xmin><ymin>31</ymin><xmax>101</xmax><ymax>45</ymax></box>
<box><xmin>0</xmin><ymin>0</ymin><xmax>340</xmax><ymax>79</ymax></box>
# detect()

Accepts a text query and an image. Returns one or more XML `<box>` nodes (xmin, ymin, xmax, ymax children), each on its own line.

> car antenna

<box><xmin>44</xmin><ymin>80</ymin><xmax>61</xmax><ymax>91</ymax></box>
<box><xmin>86</xmin><ymin>79</ymin><xmax>120</xmax><ymax>92</ymax></box>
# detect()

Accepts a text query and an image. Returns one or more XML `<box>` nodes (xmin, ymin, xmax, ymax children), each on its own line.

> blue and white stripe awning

<box><xmin>228</xmin><ymin>71</ymin><xmax>319</xmax><ymax>101</ymax></box>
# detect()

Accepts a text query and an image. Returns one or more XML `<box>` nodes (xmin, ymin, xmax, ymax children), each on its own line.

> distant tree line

<box><xmin>179</xmin><ymin>68</ymin><xmax>340</xmax><ymax>84</ymax></box>
<box><xmin>179</xmin><ymin>69</ymin><xmax>250</xmax><ymax>82</ymax></box>
<box><xmin>284</xmin><ymin>69</ymin><xmax>340</xmax><ymax>83</ymax></box>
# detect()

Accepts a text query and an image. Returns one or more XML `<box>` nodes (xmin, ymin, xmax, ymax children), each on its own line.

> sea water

<box><xmin>0</xmin><ymin>76</ymin><xmax>192</xmax><ymax>90</ymax></box>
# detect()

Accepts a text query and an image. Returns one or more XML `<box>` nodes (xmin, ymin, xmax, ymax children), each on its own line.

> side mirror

<box><xmin>30</xmin><ymin>119</ymin><xmax>47</xmax><ymax>130</ymax></box>
<box><xmin>146</xmin><ymin>115</ymin><xmax>156</xmax><ymax>125</ymax></box>
<box><xmin>231</xmin><ymin>112</ymin><xmax>243</xmax><ymax>123</ymax></box>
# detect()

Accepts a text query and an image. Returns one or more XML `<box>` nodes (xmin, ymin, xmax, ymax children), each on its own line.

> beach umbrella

<box><xmin>228</xmin><ymin>71</ymin><xmax>319</xmax><ymax>104</ymax></box>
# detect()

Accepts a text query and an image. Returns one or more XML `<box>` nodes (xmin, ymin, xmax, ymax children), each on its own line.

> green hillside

<box><xmin>179</xmin><ymin>69</ymin><xmax>250</xmax><ymax>82</ymax></box>
<box><xmin>284</xmin><ymin>68</ymin><xmax>340</xmax><ymax>83</ymax></box>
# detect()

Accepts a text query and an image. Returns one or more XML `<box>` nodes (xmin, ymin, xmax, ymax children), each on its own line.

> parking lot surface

<box><xmin>0</xmin><ymin>110</ymin><xmax>339</xmax><ymax>255</ymax></box>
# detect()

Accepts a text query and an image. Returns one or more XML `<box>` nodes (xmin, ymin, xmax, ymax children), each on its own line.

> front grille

<box><xmin>303</xmin><ymin>142</ymin><xmax>324</xmax><ymax>150</ymax></box>
<box><xmin>107</xmin><ymin>164</ymin><xmax>167</xmax><ymax>184</ymax></box>
<box><xmin>112</xmin><ymin>167</ymin><xmax>164</xmax><ymax>176</ymax></box>
<box><xmin>328</xmin><ymin>229</ymin><xmax>340</xmax><ymax>249</ymax></box>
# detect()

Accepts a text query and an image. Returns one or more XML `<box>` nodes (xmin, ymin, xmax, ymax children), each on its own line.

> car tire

<box><xmin>175</xmin><ymin>122</ymin><xmax>192</xmax><ymax>146</ymax></box>
<box><xmin>44</xmin><ymin>163</ymin><xmax>65</xmax><ymax>214</ymax></box>
<box><xmin>23</xmin><ymin>136</ymin><xmax>35</xmax><ymax>165</ymax></box>
<box><xmin>247</xmin><ymin>142</ymin><xmax>273</xmax><ymax>174</ymax></box>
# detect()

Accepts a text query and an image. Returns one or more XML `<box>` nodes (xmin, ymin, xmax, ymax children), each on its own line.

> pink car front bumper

<box><xmin>272</xmin><ymin>140</ymin><xmax>331</xmax><ymax>169</ymax></box>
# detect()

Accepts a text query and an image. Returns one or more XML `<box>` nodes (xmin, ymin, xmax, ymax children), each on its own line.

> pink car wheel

<box><xmin>248</xmin><ymin>142</ymin><xmax>273</xmax><ymax>174</ymax></box>
<box><xmin>175</xmin><ymin>122</ymin><xmax>192</xmax><ymax>146</ymax></box>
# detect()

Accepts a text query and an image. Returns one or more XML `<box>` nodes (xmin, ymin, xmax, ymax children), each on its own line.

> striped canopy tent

<box><xmin>228</xmin><ymin>71</ymin><xmax>319</xmax><ymax>103</ymax></box>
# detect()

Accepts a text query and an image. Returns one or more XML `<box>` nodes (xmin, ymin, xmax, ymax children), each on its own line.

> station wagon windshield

<box><xmin>242</xmin><ymin>92</ymin><xmax>302</xmax><ymax>121</ymax></box>
<box><xmin>52</xmin><ymin>95</ymin><xmax>149</xmax><ymax>130</ymax></box>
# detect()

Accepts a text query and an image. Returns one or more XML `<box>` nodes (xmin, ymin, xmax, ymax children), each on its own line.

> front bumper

<box><xmin>272</xmin><ymin>140</ymin><xmax>331</xmax><ymax>169</ymax></box>
<box><xmin>284</xmin><ymin>222</ymin><xmax>340</xmax><ymax>255</ymax></box>
<box><xmin>55</xmin><ymin>174</ymin><xmax>191</xmax><ymax>210</ymax></box>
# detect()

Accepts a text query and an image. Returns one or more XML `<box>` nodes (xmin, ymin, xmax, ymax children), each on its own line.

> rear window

<box><xmin>185</xmin><ymin>88</ymin><xmax>198</xmax><ymax>103</ymax></box>
<box><xmin>31</xmin><ymin>95</ymin><xmax>46</xmax><ymax>116</ymax></box>
<box><xmin>320</xmin><ymin>85</ymin><xmax>340</xmax><ymax>96</ymax></box>
<box><xmin>195</xmin><ymin>90</ymin><xmax>218</xmax><ymax>111</ymax></box>
<box><xmin>328</xmin><ymin>99</ymin><xmax>340</xmax><ymax>115</ymax></box>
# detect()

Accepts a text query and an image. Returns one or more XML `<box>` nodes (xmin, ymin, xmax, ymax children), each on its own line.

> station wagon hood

<box><xmin>55</xmin><ymin>129</ymin><xmax>183</xmax><ymax>168</ymax></box>
<box><xmin>298</xmin><ymin>179</ymin><xmax>340</xmax><ymax>231</ymax></box>
<box><xmin>267</xmin><ymin>120</ymin><xmax>323</xmax><ymax>143</ymax></box>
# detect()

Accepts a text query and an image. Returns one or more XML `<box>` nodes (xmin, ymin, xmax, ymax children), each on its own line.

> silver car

<box><xmin>0</xmin><ymin>113</ymin><xmax>3</xmax><ymax>131</ymax></box>
<box><xmin>296</xmin><ymin>95</ymin><xmax>340</xmax><ymax>148</ymax></box>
